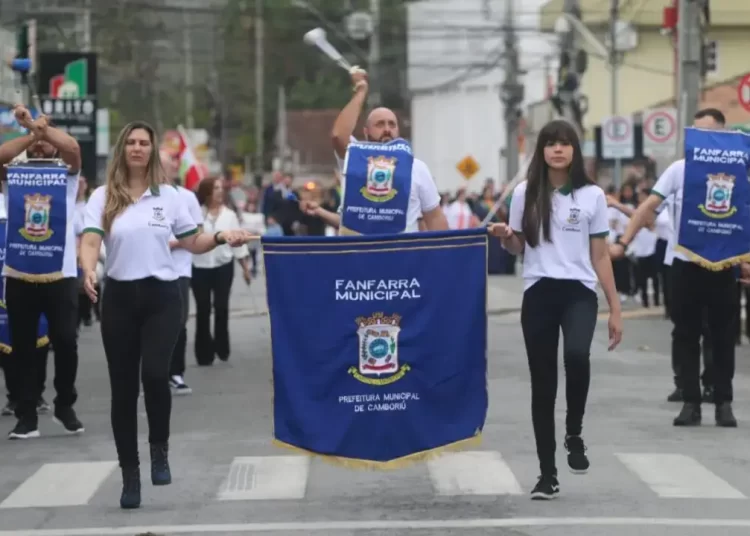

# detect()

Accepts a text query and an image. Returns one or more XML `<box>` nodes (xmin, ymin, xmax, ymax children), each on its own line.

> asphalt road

<box><xmin>2</xmin><ymin>309</ymin><xmax>750</xmax><ymax>536</ymax></box>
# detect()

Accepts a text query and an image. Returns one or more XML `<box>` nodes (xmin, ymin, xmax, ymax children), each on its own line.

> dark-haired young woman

<box><xmin>488</xmin><ymin>119</ymin><xmax>622</xmax><ymax>500</ymax></box>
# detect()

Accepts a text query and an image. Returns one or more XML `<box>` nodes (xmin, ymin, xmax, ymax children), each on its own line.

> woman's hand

<box><xmin>487</xmin><ymin>222</ymin><xmax>513</xmax><ymax>239</ymax></box>
<box><xmin>608</xmin><ymin>309</ymin><xmax>623</xmax><ymax>351</ymax></box>
<box><xmin>218</xmin><ymin>229</ymin><xmax>254</xmax><ymax>247</ymax></box>
<box><xmin>83</xmin><ymin>269</ymin><xmax>98</xmax><ymax>303</ymax></box>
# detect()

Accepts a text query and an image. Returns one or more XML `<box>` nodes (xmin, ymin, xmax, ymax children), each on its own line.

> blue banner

<box><xmin>0</xmin><ymin>219</ymin><xmax>49</xmax><ymax>353</ymax></box>
<box><xmin>262</xmin><ymin>229</ymin><xmax>488</xmax><ymax>468</ymax></box>
<box><xmin>340</xmin><ymin>138</ymin><xmax>413</xmax><ymax>235</ymax></box>
<box><xmin>678</xmin><ymin>128</ymin><xmax>750</xmax><ymax>269</ymax></box>
<box><xmin>5</xmin><ymin>163</ymin><xmax>70</xmax><ymax>281</ymax></box>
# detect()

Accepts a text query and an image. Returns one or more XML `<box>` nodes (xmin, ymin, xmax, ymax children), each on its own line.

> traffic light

<box><xmin>702</xmin><ymin>40</ymin><xmax>717</xmax><ymax>77</ymax></box>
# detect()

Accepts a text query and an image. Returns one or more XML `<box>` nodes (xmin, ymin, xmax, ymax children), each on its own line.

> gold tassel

<box><xmin>37</xmin><ymin>336</ymin><xmax>49</xmax><ymax>348</ymax></box>
<box><xmin>673</xmin><ymin>246</ymin><xmax>750</xmax><ymax>271</ymax></box>
<box><xmin>338</xmin><ymin>225</ymin><xmax>361</xmax><ymax>236</ymax></box>
<box><xmin>272</xmin><ymin>431</ymin><xmax>483</xmax><ymax>471</ymax></box>
<box><xmin>0</xmin><ymin>343</ymin><xmax>10</xmax><ymax>354</ymax></box>
<box><xmin>2</xmin><ymin>266</ymin><xmax>65</xmax><ymax>283</ymax></box>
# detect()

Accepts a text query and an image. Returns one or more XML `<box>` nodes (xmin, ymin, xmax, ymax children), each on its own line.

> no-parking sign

<box><xmin>642</xmin><ymin>108</ymin><xmax>677</xmax><ymax>157</ymax></box>
<box><xmin>601</xmin><ymin>115</ymin><xmax>634</xmax><ymax>159</ymax></box>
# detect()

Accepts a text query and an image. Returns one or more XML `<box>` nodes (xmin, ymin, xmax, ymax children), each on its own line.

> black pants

<box><xmin>655</xmin><ymin>239</ymin><xmax>671</xmax><ymax>315</ymax></box>
<box><xmin>5</xmin><ymin>277</ymin><xmax>79</xmax><ymax>423</ymax></box>
<box><xmin>169</xmin><ymin>277</ymin><xmax>191</xmax><ymax>377</ymax></box>
<box><xmin>191</xmin><ymin>262</ymin><xmax>234</xmax><ymax>365</ymax></box>
<box><xmin>612</xmin><ymin>257</ymin><xmax>632</xmax><ymax>295</ymax></box>
<box><xmin>2</xmin><ymin>345</ymin><xmax>49</xmax><ymax>403</ymax></box>
<box><xmin>101</xmin><ymin>277</ymin><xmax>182</xmax><ymax>468</ymax></box>
<box><xmin>635</xmin><ymin>254</ymin><xmax>660</xmax><ymax>307</ymax></box>
<box><xmin>671</xmin><ymin>259</ymin><xmax>736</xmax><ymax>405</ymax></box>
<box><xmin>521</xmin><ymin>278</ymin><xmax>598</xmax><ymax>477</ymax></box>
<box><xmin>671</xmin><ymin>308</ymin><xmax>713</xmax><ymax>389</ymax></box>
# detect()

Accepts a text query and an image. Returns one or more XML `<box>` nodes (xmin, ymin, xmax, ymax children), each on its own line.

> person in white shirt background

<box><xmin>235</xmin><ymin>197</ymin><xmax>265</xmax><ymax>277</ymax></box>
<box><xmin>628</xmin><ymin>187</ymin><xmax>660</xmax><ymax>308</ymax></box>
<box><xmin>488</xmin><ymin>119</ymin><xmax>622</xmax><ymax>501</ymax></box>
<box><xmin>73</xmin><ymin>175</ymin><xmax>101</xmax><ymax>327</ymax></box>
<box><xmin>444</xmin><ymin>187</ymin><xmax>478</xmax><ymax>230</ymax></box>
<box><xmin>191</xmin><ymin>177</ymin><xmax>251</xmax><ymax>366</ymax></box>
<box><xmin>167</xmin><ymin>177</ymin><xmax>204</xmax><ymax>395</ymax></box>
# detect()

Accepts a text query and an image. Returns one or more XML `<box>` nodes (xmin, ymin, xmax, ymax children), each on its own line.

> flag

<box><xmin>176</xmin><ymin>125</ymin><xmax>204</xmax><ymax>191</ymax></box>
<box><xmin>677</xmin><ymin>127</ymin><xmax>750</xmax><ymax>269</ymax></box>
<box><xmin>262</xmin><ymin>229</ymin><xmax>489</xmax><ymax>469</ymax></box>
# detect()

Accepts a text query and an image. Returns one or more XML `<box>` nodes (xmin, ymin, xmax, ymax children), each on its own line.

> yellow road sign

<box><xmin>456</xmin><ymin>155</ymin><xmax>480</xmax><ymax>180</ymax></box>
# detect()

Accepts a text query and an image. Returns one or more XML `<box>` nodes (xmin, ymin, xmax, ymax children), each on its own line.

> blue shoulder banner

<box><xmin>5</xmin><ymin>162</ymin><xmax>70</xmax><ymax>281</ymax></box>
<box><xmin>340</xmin><ymin>138</ymin><xmax>413</xmax><ymax>235</ymax></box>
<box><xmin>678</xmin><ymin>128</ymin><xmax>750</xmax><ymax>269</ymax></box>
<box><xmin>0</xmin><ymin>218</ymin><xmax>50</xmax><ymax>353</ymax></box>
<box><xmin>262</xmin><ymin>228</ymin><xmax>488</xmax><ymax>468</ymax></box>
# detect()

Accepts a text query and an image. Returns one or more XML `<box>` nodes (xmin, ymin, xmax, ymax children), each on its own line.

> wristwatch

<box><xmin>214</xmin><ymin>231</ymin><xmax>226</xmax><ymax>245</ymax></box>
<box><xmin>615</xmin><ymin>236</ymin><xmax>629</xmax><ymax>248</ymax></box>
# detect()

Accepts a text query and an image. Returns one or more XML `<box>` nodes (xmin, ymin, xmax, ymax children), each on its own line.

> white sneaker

<box><xmin>170</xmin><ymin>375</ymin><xmax>192</xmax><ymax>395</ymax></box>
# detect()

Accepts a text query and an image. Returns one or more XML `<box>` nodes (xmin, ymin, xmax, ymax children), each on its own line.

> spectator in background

<box><xmin>295</xmin><ymin>183</ymin><xmax>326</xmax><ymax>236</ymax></box>
<box><xmin>445</xmin><ymin>188</ymin><xmax>477</xmax><ymax>230</ymax></box>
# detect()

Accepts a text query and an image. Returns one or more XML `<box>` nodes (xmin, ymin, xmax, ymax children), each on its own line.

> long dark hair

<box><xmin>521</xmin><ymin>119</ymin><xmax>592</xmax><ymax>247</ymax></box>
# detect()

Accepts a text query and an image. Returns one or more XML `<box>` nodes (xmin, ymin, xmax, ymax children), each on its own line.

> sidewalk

<box><xmin>203</xmin><ymin>270</ymin><xmax>653</xmax><ymax>318</ymax></box>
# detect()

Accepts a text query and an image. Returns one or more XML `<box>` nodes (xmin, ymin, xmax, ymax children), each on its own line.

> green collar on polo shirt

<box><xmin>148</xmin><ymin>185</ymin><xmax>160</xmax><ymax>196</ymax></box>
<box><xmin>556</xmin><ymin>182</ymin><xmax>572</xmax><ymax>195</ymax></box>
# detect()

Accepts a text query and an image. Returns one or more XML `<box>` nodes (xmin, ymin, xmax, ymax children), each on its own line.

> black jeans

<box><xmin>671</xmin><ymin>259</ymin><xmax>737</xmax><ymax>405</ymax></box>
<box><xmin>169</xmin><ymin>277</ymin><xmax>191</xmax><ymax>377</ymax></box>
<box><xmin>2</xmin><ymin>345</ymin><xmax>49</xmax><ymax>403</ymax></box>
<box><xmin>671</xmin><ymin>308</ymin><xmax>713</xmax><ymax>390</ymax></box>
<box><xmin>635</xmin><ymin>254</ymin><xmax>660</xmax><ymax>307</ymax></box>
<box><xmin>656</xmin><ymin>239</ymin><xmax>671</xmax><ymax>315</ymax></box>
<box><xmin>5</xmin><ymin>277</ymin><xmax>79</xmax><ymax>423</ymax></box>
<box><xmin>102</xmin><ymin>278</ymin><xmax>182</xmax><ymax>468</ymax></box>
<box><xmin>191</xmin><ymin>261</ymin><xmax>234</xmax><ymax>365</ymax></box>
<box><xmin>521</xmin><ymin>278</ymin><xmax>598</xmax><ymax>477</ymax></box>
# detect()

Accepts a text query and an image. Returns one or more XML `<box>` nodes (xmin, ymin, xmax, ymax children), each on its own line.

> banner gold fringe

<box><xmin>0</xmin><ymin>343</ymin><xmax>9</xmax><ymax>354</ymax></box>
<box><xmin>337</xmin><ymin>225</ymin><xmax>361</xmax><ymax>236</ymax></box>
<box><xmin>673</xmin><ymin>246</ymin><xmax>750</xmax><ymax>271</ymax></box>
<box><xmin>272</xmin><ymin>431</ymin><xmax>483</xmax><ymax>471</ymax></box>
<box><xmin>0</xmin><ymin>337</ymin><xmax>49</xmax><ymax>354</ymax></box>
<box><xmin>2</xmin><ymin>265</ymin><xmax>65</xmax><ymax>282</ymax></box>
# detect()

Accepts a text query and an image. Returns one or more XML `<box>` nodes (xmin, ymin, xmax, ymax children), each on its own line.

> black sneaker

<box><xmin>1</xmin><ymin>401</ymin><xmax>15</xmax><ymax>417</ymax></box>
<box><xmin>150</xmin><ymin>443</ymin><xmax>172</xmax><ymax>486</ymax></box>
<box><xmin>120</xmin><ymin>467</ymin><xmax>141</xmax><ymax>509</ymax></box>
<box><xmin>52</xmin><ymin>407</ymin><xmax>84</xmax><ymax>434</ymax></box>
<box><xmin>530</xmin><ymin>474</ymin><xmax>560</xmax><ymax>500</ymax></box>
<box><xmin>8</xmin><ymin>419</ymin><xmax>40</xmax><ymax>440</ymax></box>
<box><xmin>673</xmin><ymin>402</ymin><xmax>701</xmax><ymax>426</ymax></box>
<box><xmin>667</xmin><ymin>388</ymin><xmax>683</xmax><ymax>402</ymax></box>
<box><xmin>564</xmin><ymin>435</ymin><xmax>590</xmax><ymax>474</ymax></box>
<box><xmin>37</xmin><ymin>398</ymin><xmax>50</xmax><ymax>414</ymax></box>
<box><xmin>169</xmin><ymin>376</ymin><xmax>192</xmax><ymax>396</ymax></box>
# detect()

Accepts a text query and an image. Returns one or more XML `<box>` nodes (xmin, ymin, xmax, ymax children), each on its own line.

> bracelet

<box><xmin>214</xmin><ymin>231</ymin><xmax>226</xmax><ymax>245</ymax></box>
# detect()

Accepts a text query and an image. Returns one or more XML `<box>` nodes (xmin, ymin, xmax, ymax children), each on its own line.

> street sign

<box><xmin>642</xmin><ymin>108</ymin><xmax>677</xmax><ymax>158</ymax></box>
<box><xmin>456</xmin><ymin>155</ymin><xmax>479</xmax><ymax>180</ymax></box>
<box><xmin>601</xmin><ymin>115</ymin><xmax>634</xmax><ymax>159</ymax></box>
<box><xmin>738</xmin><ymin>73</ymin><xmax>750</xmax><ymax>113</ymax></box>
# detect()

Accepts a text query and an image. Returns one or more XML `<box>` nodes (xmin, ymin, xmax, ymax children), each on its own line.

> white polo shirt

<box><xmin>508</xmin><ymin>181</ymin><xmax>609</xmax><ymax>291</ymax></box>
<box><xmin>652</xmin><ymin>159</ymin><xmax>687</xmax><ymax>265</ymax></box>
<box><xmin>83</xmin><ymin>184</ymin><xmax>199</xmax><ymax>281</ymax></box>
<box><xmin>335</xmin><ymin>144</ymin><xmax>440</xmax><ymax>233</ymax></box>
<box><xmin>170</xmin><ymin>186</ymin><xmax>203</xmax><ymax>278</ymax></box>
<box><xmin>3</xmin><ymin>171</ymin><xmax>80</xmax><ymax>279</ymax></box>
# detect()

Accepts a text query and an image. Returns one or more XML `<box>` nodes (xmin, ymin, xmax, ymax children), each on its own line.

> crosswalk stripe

<box><xmin>427</xmin><ymin>451</ymin><xmax>524</xmax><ymax>496</ymax></box>
<box><xmin>217</xmin><ymin>456</ymin><xmax>309</xmax><ymax>501</ymax></box>
<box><xmin>615</xmin><ymin>453</ymin><xmax>746</xmax><ymax>499</ymax></box>
<box><xmin>0</xmin><ymin>461</ymin><xmax>117</xmax><ymax>508</ymax></box>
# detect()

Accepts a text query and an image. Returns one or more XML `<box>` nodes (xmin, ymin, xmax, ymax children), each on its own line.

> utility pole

<box><xmin>254</xmin><ymin>0</ymin><xmax>265</xmax><ymax>187</ymax></box>
<box><xmin>501</xmin><ymin>0</ymin><xmax>524</xmax><ymax>182</ymax></box>
<box><xmin>609</xmin><ymin>0</ymin><xmax>621</xmax><ymax>189</ymax></box>
<box><xmin>82</xmin><ymin>0</ymin><xmax>91</xmax><ymax>52</ymax></box>
<box><xmin>676</xmin><ymin>0</ymin><xmax>703</xmax><ymax>152</ymax></box>
<box><xmin>367</xmin><ymin>0</ymin><xmax>381</xmax><ymax>107</ymax></box>
<box><xmin>183</xmin><ymin>9</ymin><xmax>195</xmax><ymax>129</ymax></box>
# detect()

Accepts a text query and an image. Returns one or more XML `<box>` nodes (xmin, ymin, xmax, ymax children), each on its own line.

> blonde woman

<box><xmin>78</xmin><ymin>121</ymin><xmax>253</xmax><ymax>510</ymax></box>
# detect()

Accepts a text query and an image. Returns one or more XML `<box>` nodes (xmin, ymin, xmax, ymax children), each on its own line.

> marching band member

<box><xmin>0</xmin><ymin>106</ymin><xmax>84</xmax><ymax>440</ymax></box>
<box><xmin>611</xmin><ymin>108</ymin><xmax>739</xmax><ymax>428</ymax></box>
<box><xmin>166</xmin><ymin>177</ymin><xmax>203</xmax><ymax>394</ymax></box>
<box><xmin>299</xmin><ymin>68</ymin><xmax>448</xmax><ymax>234</ymax></box>
<box><xmin>79</xmin><ymin>121</ymin><xmax>253</xmax><ymax>509</ymax></box>
<box><xmin>488</xmin><ymin>120</ymin><xmax>622</xmax><ymax>500</ymax></box>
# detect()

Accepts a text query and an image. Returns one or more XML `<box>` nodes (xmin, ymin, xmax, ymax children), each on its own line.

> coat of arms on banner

<box><xmin>349</xmin><ymin>312</ymin><xmax>410</xmax><ymax>385</ymax></box>
<box><xmin>361</xmin><ymin>156</ymin><xmax>398</xmax><ymax>202</ymax></box>
<box><xmin>20</xmin><ymin>193</ymin><xmax>53</xmax><ymax>242</ymax></box>
<box><xmin>699</xmin><ymin>173</ymin><xmax>737</xmax><ymax>218</ymax></box>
